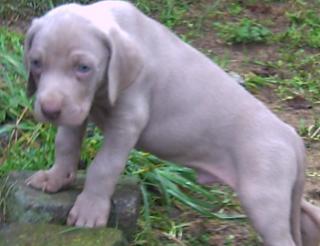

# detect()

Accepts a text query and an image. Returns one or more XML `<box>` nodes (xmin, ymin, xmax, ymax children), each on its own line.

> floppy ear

<box><xmin>104</xmin><ymin>28</ymin><xmax>144</xmax><ymax>106</ymax></box>
<box><xmin>24</xmin><ymin>19</ymin><xmax>41</xmax><ymax>97</ymax></box>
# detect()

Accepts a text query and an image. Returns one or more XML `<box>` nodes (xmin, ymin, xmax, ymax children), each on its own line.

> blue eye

<box><xmin>77</xmin><ymin>64</ymin><xmax>91</xmax><ymax>73</ymax></box>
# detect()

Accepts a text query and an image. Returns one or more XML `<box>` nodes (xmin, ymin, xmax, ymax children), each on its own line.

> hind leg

<box><xmin>232</xmin><ymin>133</ymin><xmax>305</xmax><ymax>246</ymax></box>
<box><xmin>301</xmin><ymin>200</ymin><xmax>320</xmax><ymax>246</ymax></box>
<box><xmin>237</xmin><ymin>179</ymin><xmax>295</xmax><ymax>246</ymax></box>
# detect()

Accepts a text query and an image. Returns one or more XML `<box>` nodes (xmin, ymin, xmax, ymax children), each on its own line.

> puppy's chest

<box><xmin>89</xmin><ymin>104</ymin><xmax>110</xmax><ymax>130</ymax></box>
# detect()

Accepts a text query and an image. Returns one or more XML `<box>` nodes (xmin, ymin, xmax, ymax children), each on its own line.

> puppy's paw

<box><xmin>67</xmin><ymin>192</ymin><xmax>111</xmax><ymax>228</ymax></box>
<box><xmin>25</xmin><ymin>169</ymin><xmax>75</xmax><ymax>193</ymax></box>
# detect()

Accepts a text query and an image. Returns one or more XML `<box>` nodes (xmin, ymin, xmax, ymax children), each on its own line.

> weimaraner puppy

<box><xmin>24</xmin><ymin>1</ymin><xmax>320</xmax><ymax>245</ymax></box>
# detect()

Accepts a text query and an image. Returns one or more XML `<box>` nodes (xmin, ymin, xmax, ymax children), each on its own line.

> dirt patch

<box><xmin>173</xmin><ymin>0</ymin><xmax>290</xmax><ymax>75</ymax></box>
<box><xmin>185</xmin><ymin>218</ymin><xmax>260</xmax><ymax>246</ymax></box>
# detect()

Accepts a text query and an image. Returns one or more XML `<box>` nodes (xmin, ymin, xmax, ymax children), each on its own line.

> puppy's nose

<box><xmin>41</xmin><ymin>102</ymin><xmax>61</xmax><ymax>120</ymax></box>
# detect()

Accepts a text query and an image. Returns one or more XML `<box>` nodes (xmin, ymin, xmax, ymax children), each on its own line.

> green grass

<box><xmin>246</xmin><ymin>48</ymin><xmax>320</xmax><ymax>104</ymax></box>
<box><xmin>135</xmin><ymin>0</ymin><xmax>193</xmax><ymax>28</ymax></box>
<box><xmin>1</xmin><ymin>0</ymin><xmax>193</xmax><ymax>28</ymax></box>
<box><xmin>1</xmin><ymin>0</ymin><xmax>320</xmax><ymax>245</ymax></box>
<box><xmin>214</xmin><ymin>18</ymin><xmax>272</xmax><ymax>44</ymax></box>
<box><xmin>0</xmin><ymin>0</ymin><xmax>94</xmax><ymax>20</ymax></box>
<box><xmin>298</xmin><ymin>118</ymin><xmax>320</xmax><ymax>142</ymax></box>
<box><xmin>279</xmin><ymin>9</ymin><xmax>320</xmax><ymax>48</ymax></box>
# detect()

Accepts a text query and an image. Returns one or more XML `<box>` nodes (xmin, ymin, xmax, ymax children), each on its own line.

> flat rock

<box><xmin>0</xmin><ymin>223</ymin><xmax>127</xmax><ymax>246</ymax></box>
<box><xmin>0</xmin><ymin>171</ymin><xmax>141</xmax><ymax>239</ymax></box>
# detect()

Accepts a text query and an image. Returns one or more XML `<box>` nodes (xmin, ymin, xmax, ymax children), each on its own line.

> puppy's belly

<box><xmin>191</xmin><ymin>163</ymin><xmax>237</xmax><ymax>189</ymax></box>
<box><xmin>196</xmin><ymin>171</ymin><xmax>223</xmax><ymax>185</ymax></box>
<box><xmin>137</xmin><ymin>142</ymin><xmax>236</xmax><ymax>189</ymax></box>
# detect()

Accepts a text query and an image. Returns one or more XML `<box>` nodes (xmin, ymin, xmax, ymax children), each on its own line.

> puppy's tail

<box><xmin>301</xmin><ymin>199</ymin><xmax>320</xmax><ymax>246</ymax></box>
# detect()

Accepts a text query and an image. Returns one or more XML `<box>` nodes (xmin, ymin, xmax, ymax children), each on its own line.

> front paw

<box><xmin>67</xmin><ymin>192</ymin><xmax>111</xmax><ymax>228</ymax></box>
<box><xmin>25</xmin><ymin>169</ymin><xmax>76</xmax><ymax>193</ymax></box>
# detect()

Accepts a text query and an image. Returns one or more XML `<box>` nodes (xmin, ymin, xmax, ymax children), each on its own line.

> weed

<box><xmin>279</xmin><ymin>9</ymin><xmax>320</xmax><ymax>48</ymax></box>
<box><xmin>135</xmin><ymin>0</ymin><xmax>192</xmax><ymax>28</ymax></box>
<box><xmin>224</xmin><ymin>234</ymin><xmax>235</xmax><ymax>245</ymax></box>
<box><xmin>0</xmin><ymin>0</ymin><xmax>93</xmax><ymax>20</ymax></box>
<box><xmin>127</xmin><ymin>150</ymin><xmax>242</xmax><ymax>220</ymax></box>
<box><xmin>243</xmin><ymin>73</ymin><xmax>278</xmax><ymax>92</ymax></box>
<box><xmin>0</xmin><ymin>176</ymin><xmax>15</xmax><ymax>222</ymax></box>
<box><xmin>298</xmin><ymin>118</ymin><xmax>320</xmax><ymax>141</ymax></box>
<box><xmin>214</xmin><ymin>18</ymin><xmax>272</xmax><ymax>44</ymax></box>
<box><xmin>247</xmin><ymin>48</ymin><xmax>320</xmax><ymax>103</ymax></box>
<box><xmin>227</xmin><ymin>3</ymin><xmax>243</xmax><ymax>16</ymax></box>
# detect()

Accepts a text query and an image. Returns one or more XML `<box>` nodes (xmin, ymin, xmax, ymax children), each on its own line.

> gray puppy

<box><xmin>24</xmin><ymin>1</ymin><xmax>320</xmax><ymax>245</ymax></box>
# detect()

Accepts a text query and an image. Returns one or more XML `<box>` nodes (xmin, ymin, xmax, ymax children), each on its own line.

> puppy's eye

<box><xmin>31</xmin><ymin>59</ymin><xmax>42</xmax><ymax>70</ymax></box>
<box><xmin>76</xmin><ymin>64</ymin><xmax>91</xmax><ymax>74</ymax></box>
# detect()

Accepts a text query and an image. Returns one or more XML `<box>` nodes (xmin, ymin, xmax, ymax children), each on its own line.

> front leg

<box><xmin>67</xmin><ymin>104</ymin><xmax>148</xmax><ymax>227</ymax></box>
<box><xmin>26</xmin><ymin>122</ymin><xmax>86</xmax><ymax>192</ymax></box>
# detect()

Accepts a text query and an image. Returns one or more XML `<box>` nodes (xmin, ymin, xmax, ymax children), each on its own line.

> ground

<box><xmin>1</xmin><ymin>0</ymin><xmax>320</xmax><ymax>245</ymax></box>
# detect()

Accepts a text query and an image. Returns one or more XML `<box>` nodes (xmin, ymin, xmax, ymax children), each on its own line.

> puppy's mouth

<box><xmin>34</xmin><ymin>103</ymin><xmax>90</xmax><ymax>127</ymax></box>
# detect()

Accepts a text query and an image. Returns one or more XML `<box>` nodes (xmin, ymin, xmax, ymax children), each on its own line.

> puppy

<box><xmin>24</xmin><ymin>1</ymin><xmax>320</xmax><ymax>245</ymax></box>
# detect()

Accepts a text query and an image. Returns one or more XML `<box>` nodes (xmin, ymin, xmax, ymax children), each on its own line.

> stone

<box><xmin>228</xmin><ymin>71</ymin><xmax>245</xmax><ymax>85</ymax></box>
<box><xmin>0</xmin><ymin>130</ymin><xmax>9</xmax><ymax>148</ymax></box>
<box><xmin>0</xmin><ymin>223</ymin><xmax>127</xmax><ymax>246</ymax></box>
<box><xmin>0</xmin><ymin>171</ymin><xmax>141</xmax><ymax>239</ymax></box>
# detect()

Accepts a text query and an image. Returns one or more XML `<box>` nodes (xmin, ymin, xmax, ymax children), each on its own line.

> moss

<box><xmin>0</xmin><ymin>224</ymin><xmax>127</xmax><ymax>246</ymax></box>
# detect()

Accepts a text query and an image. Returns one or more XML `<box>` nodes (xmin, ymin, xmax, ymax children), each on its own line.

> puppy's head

<box><xmin>24</xmin><ymin>5</ymin><xmax>143</xmax><ymax>126</ymax></box>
